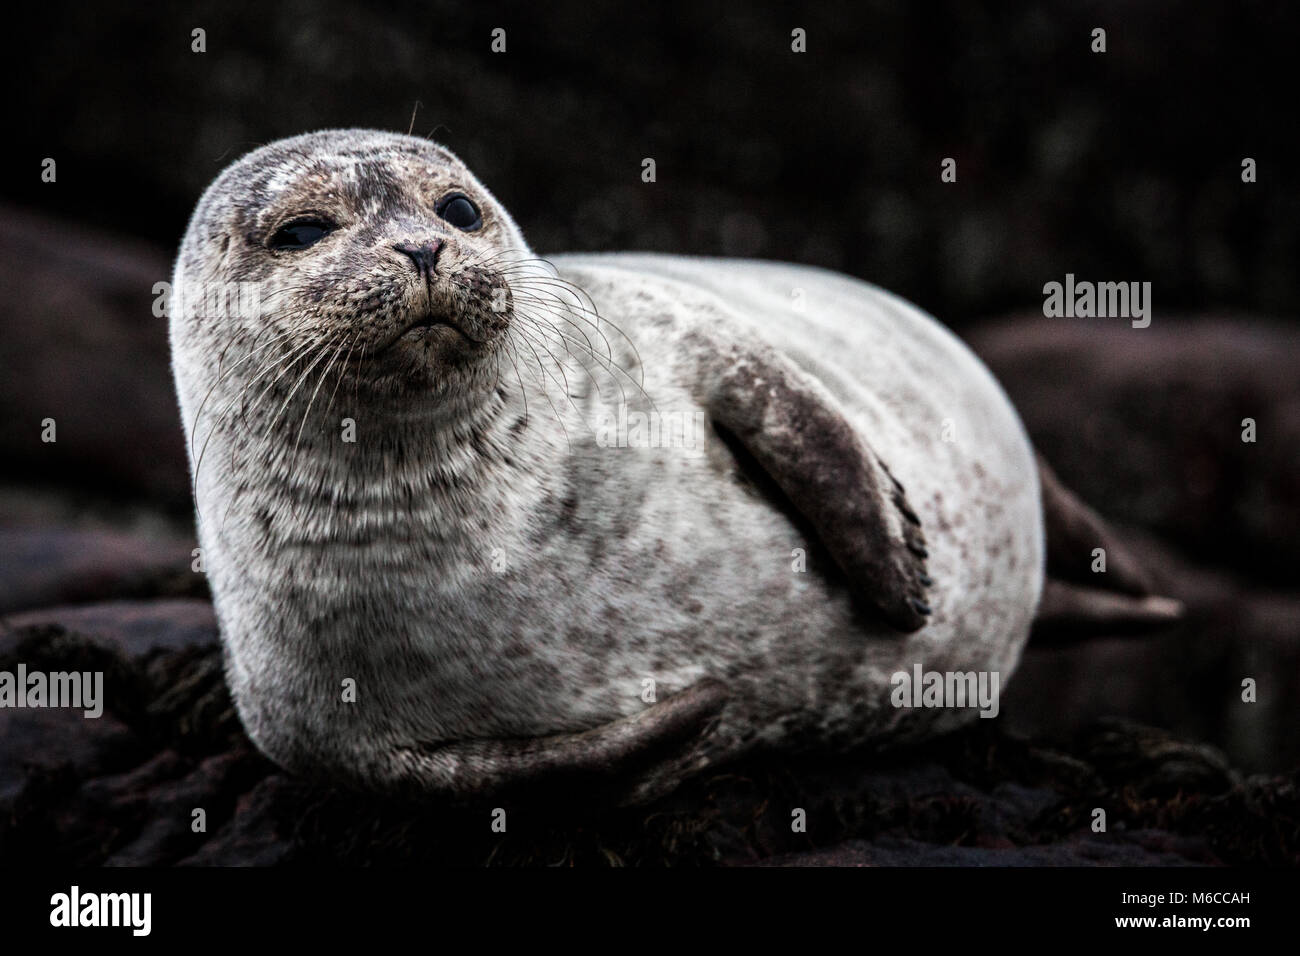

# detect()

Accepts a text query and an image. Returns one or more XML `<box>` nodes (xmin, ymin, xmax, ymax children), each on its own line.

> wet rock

<box><xmin>0</xmin><ymin>527</ymin><xmax>200</xmax><ymax>614</ymax></box>
<box><xmin>1004</xmin><ymin>528</ymin><xmax>1300</xmax><ymax>775</ymax></box>
<box><xmin>2</xmin><ymin>599</ymin><xmax>217</xmax><ymax>656</ymax></box>
<box><xmin>1077</xmin><ymin>718</ymin><xmax>1238</xmax><ymax>798</ymax></box>
<box><xmin>179</xmin><ymin>776</ymin><xmax>296</xmax><ymax>867</ymax></box>
<box><xmin>0</xmin><ymin>708</ymin><xmax>143</xmax><ymax>813</ymax></box>
<box><xmin>99</xmin><ymin>751</ymin><xmax>268</xmax><ymax>867</ymax></box>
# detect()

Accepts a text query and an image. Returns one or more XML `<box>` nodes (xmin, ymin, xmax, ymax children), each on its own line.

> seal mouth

<box><xmin>387</xmin><ymin>311</ymin><xmax>476</xmax><ymax>349</ymax></box>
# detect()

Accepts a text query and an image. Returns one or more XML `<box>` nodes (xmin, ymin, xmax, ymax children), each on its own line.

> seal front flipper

<box><xmin>376</xmin><ymin>680</ymin><xmax>727</xmax><ymax>799</ymax></box>
<box><xmin>694</xmin><ymin>337</ymin><xmax>931</xmax><ymax>632</ymax></box>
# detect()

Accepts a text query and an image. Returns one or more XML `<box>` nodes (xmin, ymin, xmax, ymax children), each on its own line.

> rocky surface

<box><xmin>0</xmin><ymin>565</ymin><xmax>1297</xmax><ymax>866</ymax></box>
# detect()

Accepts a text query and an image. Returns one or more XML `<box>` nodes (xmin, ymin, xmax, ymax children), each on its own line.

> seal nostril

<box><xmin>393</xmin><ymin>239</ymin><xmax>443</xmax><ymax>279</ymax></box>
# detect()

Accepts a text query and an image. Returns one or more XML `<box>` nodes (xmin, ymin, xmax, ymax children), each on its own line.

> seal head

<box><xmin>175</xmin><ymin>129</ymin><xmax>529</xmax><ymax>419</ymax></box>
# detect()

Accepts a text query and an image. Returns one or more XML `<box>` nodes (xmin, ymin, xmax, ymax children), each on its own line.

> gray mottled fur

<box><xmin>170</xmin><ymin>130</ymin><xmax>1043</xmax><ymax>803</ymax></box>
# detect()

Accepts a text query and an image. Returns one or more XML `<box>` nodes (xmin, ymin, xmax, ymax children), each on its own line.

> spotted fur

<box><xmin>170</xmin><ymin>130</ymin><xmax>1044</xmax><ymax>803</ymax></box>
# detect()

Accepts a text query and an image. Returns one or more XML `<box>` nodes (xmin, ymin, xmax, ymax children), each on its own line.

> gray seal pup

<box><xmin>169</xmin><ymin>129</ymin><xmax>1177</xmax><ymax>803</ymax></box>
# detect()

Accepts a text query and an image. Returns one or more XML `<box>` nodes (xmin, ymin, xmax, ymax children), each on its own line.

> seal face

<box><xmin>170</xmin><ymin>129</ymin><xmax>1045</xmax><ymax>802</ymax></box>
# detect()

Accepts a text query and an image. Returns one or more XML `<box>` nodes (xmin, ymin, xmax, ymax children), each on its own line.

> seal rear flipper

<box><xmin>695</xmin><ymin>336</ymin><xmax>931</xmax><ymax>632</ymax></box>
<box><xmin>380</xmin><ymin>679</ymin><xmax>727</xmax><ymax>799</ymax></box>
<box><xmin>1032</xmin><ymin>579</ymin><xmax>1184</xmax><ymax>645</ymax></box>
<box><xmin>1038</xmin><ymin>454</ymin><xmax>1155</xmax><ymax>595</ymax></box>
<box><xmin>1034</xmin><ymin>454</ymin><xmax>1184</xmax><ymax>643</ymax></box>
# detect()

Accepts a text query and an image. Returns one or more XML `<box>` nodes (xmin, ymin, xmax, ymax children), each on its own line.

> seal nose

<box><xmin>394</xmin><ymin>239</ymin><xmax>443</xmax><ymax>280</ymax></box>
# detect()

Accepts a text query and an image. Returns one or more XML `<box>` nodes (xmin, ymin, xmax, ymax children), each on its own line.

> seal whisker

<box><xmin>189</xmin><ymin>319</ymin><xmax>318</xmax><ymax>465</ymax></box>
<box><xmin>215</xmin><ymin>335</ymin><xmax>341</xmax><ymax>534</ymax></box>
<box><xmin>501</xmin><ymin>270</ymin><xmax>648</xmax><ymax>391</ymax></box>
<box><xmin>509</xmin><ymin>320</ymin><xmax>575</xmax><ymax>399</ymax></box>
<box><xmin>511</xmin><ymin>310</ymin><xmax>615</xmax><ymax>405</ymax></box>
<box><xmin>509</xmin><ymin>297</ymin><xmax>656</xmax><ymax>413</ymax></box>
<box><xmin>506</xmin><ymin>289</ymin><xmax>606</xmax><ymax>370</ymax></box>
<box><xmin>511</xmin><ymin>306</ymin><xmax>627</xmax><ymax>407</ymax></box>
<box><xmin>503</xmin><ymin>319</ymin><xmax>574</xmax><ymax>453</ymax></box>
<box><xmin>292</xmin><ymin>334</ymin><xmax>351</xmax><ymax>463</ymax></box>
<box><xmin>206</xmin><ymin>321</ymin><xmax>332</xmax><ymax>455</ymax></box>
<box><xmin>191</xmin><ymin>332</ymin><xmax>321</xmax><ymax>512</ymax></box>
<box><xmin>464</xmin><ymin>249</ymin><xmax>637</xmax><ymax>385</ymax></box>
<box><xmin>493</xmin><ymin>266</ymin><xmax>606</xmax><ymax>325</ymax></box>
<box><xmin>497</xmin><ymin>335</ymin><xmax>531</xmax><ymax>429</ymax></box>
<box><xmin>507</xmin><ymin>316</ymin><xmax>621</xmax><ymax>442</ymax></box>
<box><xmin>321</xmin><ymin>333</ymin><xmax>359</xmax><ymax>422</ymax></box>
<box><xmin>284</xmin><ymin>335</ymin><xmax>354</xmax><ymax>525</ymax></box>
<box><xmin>262</xmin><ymin>333</ymin><xmax>345</xmax><ymax>440</ymax></box>
<box><xmin>227</xmin><ymin>331</ymin><xmax>321</xmax><ymax>424</ymax></box>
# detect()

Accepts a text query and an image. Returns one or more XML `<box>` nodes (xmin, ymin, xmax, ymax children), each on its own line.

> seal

<box><xmin>170</xmin><ymin>129</ymin><xmax>1178</xmax><ymax>803</ymax></box>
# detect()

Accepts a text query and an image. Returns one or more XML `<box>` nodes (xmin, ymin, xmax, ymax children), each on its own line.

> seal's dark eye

<box><xmin>269</xmin><ymin>218</ymin><xmax>334</xmax><ymax>250</ymax></box>
<box><xmin>436</xmin><ymin>194</ymin><xmax>482</xmax><ymax>231</ymax></box>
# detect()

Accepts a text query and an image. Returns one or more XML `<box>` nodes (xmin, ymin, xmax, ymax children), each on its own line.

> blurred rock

<box><xmin>93</xmin><ymin>750</ymin><xmax>267</xmax><ymax>866</ymax></box>
<box><xmin>0</xmin><ymin>527</ymin><xmax>199</xmax><ymax>614</ymax></box>
<box><xmin>969</xmin><ymin>315</ymin><xmax>1300</xmax><ymax>585</ymax></box>
<box><xmin>0</xmin><ymin>205</ymin><xmax>189</xmax><ymax>510</ymax></box>
<box><xmin>11</xmin><ymin>1</ymin><xmax>1300</xmax><ymax>325</ymax></box>
<box><xmin>0</xmin><ymin>708</ymin><xmax>142</xmax><ymax>812</ymax></box>
<box><xmin>1005</xmin><ymin>526</ymin><xmax>1300</xmax><ymax>775</ymax></box>
<box><xmin>2</xmin><ymin>599</ymin><xmax>217</xmax><ymax>656</ymax></box>
<box><xmin>966</xmin><ymin>315</ymin><xmax>1300</xmax><ymax>774</ymax></box>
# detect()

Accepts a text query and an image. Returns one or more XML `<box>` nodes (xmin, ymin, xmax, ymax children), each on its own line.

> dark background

<box><xmin>9</xmin><ymin>0</ymin><xmax>1300</xmax><ymax>325</ymax></box>
<box><xmin>0</xmin><ymin>1</ymin><xmax>1297</xmax><ymax>865</ymax></box>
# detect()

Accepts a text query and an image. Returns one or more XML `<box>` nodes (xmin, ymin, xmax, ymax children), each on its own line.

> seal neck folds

<box><xmin>197</xmin><ymin>375</ymin><xmax>551</xmax><ymax>556</ymax></box>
